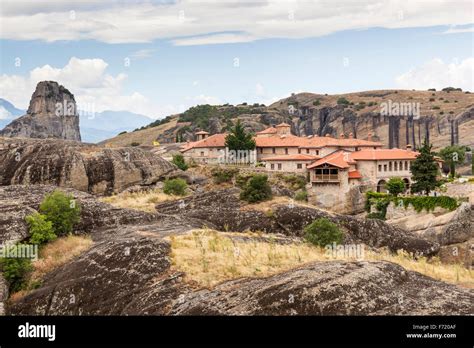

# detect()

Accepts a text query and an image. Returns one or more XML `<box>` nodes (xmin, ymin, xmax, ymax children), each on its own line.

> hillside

<box><xmin>101</xmin><ymin>89</ymin><xmax>474</xmax><ymax>151</ymax></box>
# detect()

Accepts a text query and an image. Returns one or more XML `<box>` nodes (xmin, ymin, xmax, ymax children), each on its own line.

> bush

<box><xmin>130</xmin><ymin>142</ymin><xmax>140</xmax><ymax>146</ymax></box>
<box><xmin>313</xmin><ymin>100</ymin><xmax>321</xmax><ymax>106</ymax></box>
<box><xmin>39</xmin><ymin>190</ymin><xmax>81</xmax><ymax>236</ymax></box>
<box><xmin>386</xmin><ymin>177</ymin><xmax>405</xmax><ymax>196</ymax></box>
<box><xmin>304</xmin><ymin>218</ymin><xmax>343</xmax><ymax>247</ymax></box>
<box><xmin>25</xmin><ymin>213</ymin><xmax>56</xmax><ymax>245</ymax></box>
<box><xmin>163</xmin><ymin>178</ymin><xmax>187</xmax><ymax>195</ymax></box>
<box><xmin>211</xmin><ymin>168</ymin><xmax>238</xmax><ymax>184</ymax></box>
<box><xmin>172</xmin><ymin>153</ymin><xmax>188</xmax><ymax>171</ymax></box>
<box><xmin>240</xmin><ymin>174</ymin><xmax>272</xmax><ymax>203</ymax></box>
<box><xmin>294</xmin><ymin>190</ymin><xmax>308</xmax><ymax>202</ymax></box>
<box><xmin>0</xmin><ymin>245</ymin><xmax>33</xmax><ymax>292</ymax></box>
<box><xmin>235</xmin><ymin>173</ymin><xmax>253</xmax><ymax>188</ymax></box>
<box><xmin>337</xmin><ymin>97</ymin><xmax>350</xmax><ymax>105</ymax></box>
<box><xmin>278</xmin><ymin>174</ymin><xmax>307</xmax><ymax>190</ymax></box>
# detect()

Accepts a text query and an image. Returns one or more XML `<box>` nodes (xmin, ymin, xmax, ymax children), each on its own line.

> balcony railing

<box><xmin>312</xmin><ymin>174</ymin><xmax>339</xmax><ymax>182</ymax></box>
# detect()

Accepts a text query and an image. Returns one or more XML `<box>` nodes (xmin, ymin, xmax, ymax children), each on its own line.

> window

<box><xmin>378</xmin><ymin>164</ymin><xmax>382</xmax><ymax>172</ymax></box>
<box><xmin>389</xmin><ymin>162</ymin><xmax>392</xmax><ymax>171</ymax></box>
<box><xmin>394</xmin><ymin>161</ymin><xmax>398</xmax><ymax>171</ymax></box>
<box><xmin>200</xmin><ymin>151</ymin><xmax>204</xmax><ymax>157</ymax></box>
<box><xmin>272</xmin><ymin>147</ymin><xmax>276</xmax><ymax>154</ymax></box>
<box><xmin>285</xmin><ymin>148</ymin><xmax>288</xmax><ymax>154</ymax></box>
<box><xmin>399</xmin><ymin>161</ymin><xmax>403</xmax><ymax>170</ymax></box>
<box><xmin>278</xmin><ymin>163</ymin><xmax>282</xmax><ymax>170</ymax></box>
<box><xmin>259</xmin><ymin>148</ymin><xmax>263</xmax><ymax>154</ymax></box>
<box><xmin>404</xmin><ymin>161</ymin><xmax>408</xmax><ymax>170</ymax></box>
<box><xmin>297</xmin><ymin>163</ymin><xmax>302</xmax><ymax>169</ymax></box>
<box><xmin>306</xmin><ymin>149</ymin><xmax>310</xmax><ymax>154</ymax></box>
<box><xmin>316</xmin><ymin>150</ymin><xmax>319</xmax><ymax>155</ymax></box>
<box><xmin>298</xmin><ymin>148</ymin><xmax>301</xmax><ymax>154</ymax></box>
<box><xmin>384</xmin><ymin>164</ymin><xmax>387</xmax><ymax>172</ymax></box>
<box><xmin>271</xmin><ymin>164</ymin><xmax>274</xmax><ymax>170</ymax></box>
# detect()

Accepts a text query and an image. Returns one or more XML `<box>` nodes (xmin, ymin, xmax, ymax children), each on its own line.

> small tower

<box><xmin>195</xmin><ymin>131</ymin><xmax>209</xmax><ymax>141</ymax></box>
<box><xmin>275</xmin><ymin>123</ymin><xmax>291</xmax><ymax>135</ymax></box>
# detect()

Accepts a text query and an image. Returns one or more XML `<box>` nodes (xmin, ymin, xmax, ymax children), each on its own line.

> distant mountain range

<box><xmin>0</xmin><ymin>98</ymin><xmax>153</xmax><ymax>143</ymax></box>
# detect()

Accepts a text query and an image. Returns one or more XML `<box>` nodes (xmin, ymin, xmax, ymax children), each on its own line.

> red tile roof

<box><xmin>348</xmin><ymin>170</ymin><xmax>362</xmax><ymax>179</ymax></box>
<box><xmin>263</xmin><ymin>154</ymin><xmax>320</xmax><ymax>161</ymax></box>
<box><xmin>350</xmin><ymin>148</ymin><xmax>419</xmax><ymax>160</ymax></box>
<box><xmin>307</xmin><ymin>151</ymin><xmax>352</xmax><ymax>169</ymax></box>
<box><xmin>256</xmin><ymin>127</ymin><xmax>277</xmax><ymax>135</ymax></box>
<box><xmin>180</xmin><ymin>133</ymin><xmax>227</xmax><ymax>152</ymax></box>
<box><xmin>195</xmin><ymin>131</ymin><xmax>209</xmax><ymax>135</ymax></box>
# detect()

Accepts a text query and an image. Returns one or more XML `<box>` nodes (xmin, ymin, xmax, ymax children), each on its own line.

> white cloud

<box><xmin>255</xmin><ymin>83</ymin><xmax>265</xmax><ymax>97</ymax></box>
<box><xmin>395</xmin><ymin>58</ymin><xmax>474</xmax><ymax>91</ymax></box>
<box><xmin>130</xmin><ymin>49</ymin><xmax>155</xmax><ymax>59</ymax></box>
<box><xmin>0</xmin><ymin>57</ymin><xmax>224</xmax><ymax>119</ymax></box>
<box><xmin>443</xmin><ymin>25</ymin><xmax>474</xmax><ymax>34</ymax></box>
<box><xmin>0</xmin><ymin>0</ymin><xmax>472</xmax><ymax>44</ymax></box>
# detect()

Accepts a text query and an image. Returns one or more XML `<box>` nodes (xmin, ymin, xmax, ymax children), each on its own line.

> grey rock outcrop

<box><xmin>155</xmin><ymin>188</ymin><xmax>440</xmax><ymax>256</ymax></box>
<box><xmin>0</xmin><ymin>137</ymin><xmax>178</xmax><ymax>194</ymax></box>
<box><xmin>8</xmin><ymin>233</ymin><xmax>473</xmax><ymax>315</ymax></box>
<box><xmin>0</xmin><ymin>81</ymin><xmax>81</xmax><ymax>141</ymax></box>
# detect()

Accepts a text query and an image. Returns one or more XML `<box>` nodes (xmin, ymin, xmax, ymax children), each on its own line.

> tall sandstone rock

<box><xmin>0</xmin><ymin>81</ymin><xmax>81</xmax><ymax>141</ymax></box>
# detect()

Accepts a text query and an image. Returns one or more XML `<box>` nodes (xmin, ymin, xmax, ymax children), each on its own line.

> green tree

<box><xmin>172</xmin><ymin>153</ymin><xmax>188</xmax><ymax>171</ymax></box>
<box><xmin>304</xmin><ymin>218</ymin><xmax>343</xmax><ymax>247</ymax></box>
<box><xmin>410</xmin><ymin>140</ymin><xmax>440</xmax><ymax>195</ymax></box>
<box><xmin>39</xmin><ymin>190</ymin><xmax>81</xmax><ymax>236</ymax></box>
<box><xmin>163</xmin><ymin>178</ymin><xmax>187</xmax><ymax>195</ymax></box>
<box><xmin>225</xmin><ymin>120</ymin><xmax>256</xmax><ymax>153</ymax></box>
<box><xmin>439</xmin><ymin>145</ymin><xmax>466</xmax><ymax>178</ymax></box>
<box><xmin>386</xmin><ymin>177</ymin><xmax>406</xmax><ymax>197</ymax></box>
<box><xmin>0</xmin><ymin>244</ymin><xmax>33</xmax><ymax>292</ymax></box>
<box><xmin>240</xmin><ymin>174</ymin><xmax>272</xmax><ymax>203</ymax></box>
<box><xmin>25</xmin><ymin>213</ymin><xmax>56</xmax><ymax>245</ymax></box>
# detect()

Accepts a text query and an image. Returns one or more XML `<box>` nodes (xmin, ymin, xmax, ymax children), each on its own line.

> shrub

<box><xmin>386</xmin><ymin>177</ymin><xmax>405</xmax><ymax>197</ymax></box>
<box><xmin>172</xmin><ymin>153</ymin><xmax>188</xmax><ymax>171</ymax></box>
<box><xmin>25</xmin><ymin>213</ymin><xmax>56</xmax><ymax>245</ymax></box>
<box><xmin>279</xmin><ymin>174</ymin><xmax>307</xmax><ymax>190</ymax></box>
<box><xmin>163</xmin><ymin>178</ymin><xmax>187</xmax><ymax>195</ymax></box>
<box><xmin>118</xmin><ymin>131</ymin><xmax>127</xmax><ymax>135</ymax></box>
<box><xmin>304</xmin><ymin>218</ymin><xmax>343</xmax><ymax>247</ymax></box>
<box><xmin>313</xmin><ymin>100</ymin><xmax>321</xmax><ymax>106</ymax></box>
<box><xmin>337</xmin><ymin>97</ymin><xmax>350</xmax><ymax>105</ymax></box>
<box><xmin>240</xmin><ymin>174</ymin><xmax>272</xmax><ymax>203</ymax></box>
<box><xmin>294</xmin><ymin>190</ymin><xmax>308</xmax><ymax>202</ymax></box>
<box><xmin>235</xmin><ymin>173</ymin><xmax>253</xmax><ymax>188</ymax></box>
<box><xmin>432</xmin><ymin>106</ymin><xmax>440</xmax><ymax>110</ymax></box>
<box><xmin>0</xmin><ymin>245</ymin><xmax>33</xmax><ymax>292</ymax></box>
<box><xmin>39</xmin><ymin>190</ymin><xmax>81</xmax><ymax>236</ymax></box>
<box><xmin>211</xmin><ymin>168</ymin><xmax>238</xmax><ymax>184</ymax></box>
<box><xmin>130</xmin><ymin>142</ymin><xmax>140</xmax><ymax>147</ymax></box>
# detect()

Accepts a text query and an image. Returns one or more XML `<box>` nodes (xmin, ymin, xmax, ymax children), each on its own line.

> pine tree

<box><xmin>225</xmin><ymin>120</ymin><xmax>256</xmax><ymax>152</ymax></box>
<box><xmin>410</xmin><ymin>139</ymin><xmax>440</xmax><ymax>195</ymax></box>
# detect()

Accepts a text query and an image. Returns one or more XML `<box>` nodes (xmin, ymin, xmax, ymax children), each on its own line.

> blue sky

<box><xmin>0</xmin><ymin>0</ymin><xmax>473</xmax><ymax>119</ymax></box>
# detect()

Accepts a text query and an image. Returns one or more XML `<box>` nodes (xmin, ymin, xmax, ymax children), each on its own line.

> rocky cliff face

<box><xmin>0</xmin><ymin>81</ymin><xmax>81</xmax><ymax>141</ymax></box>
<box><xmin>0</xmin><ymin>137</ymin><xmax>178</xmax><ymax>194</ymax></box>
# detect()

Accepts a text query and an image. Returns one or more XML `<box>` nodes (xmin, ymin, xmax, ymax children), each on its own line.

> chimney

<box><xmin>339</xmin><ymin>133</ymin><xmax>345</xmax><ymax>139</ymax></box>
<box><xmin>367</xmin><ymin>132</ymin><xmax>372</xmax><ymax>141</ymax></box>
<box><xmin>349</xmin><ymin>132</ymin><xmax>354</xmax><ymax>139</ymax></box>
<box><xmin>406</xmin><ymin>144</ymin><xmax>412</xmax><ymax>151</ymax></box>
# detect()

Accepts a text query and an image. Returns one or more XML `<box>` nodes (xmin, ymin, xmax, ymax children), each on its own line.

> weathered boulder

<box><xmin>155</xmin><ymin>188</ymin><xmax>440</xmax><ymax>256</ymax></box>
<box><xmin>8</xmin><ymin>231</ymin><xmax>473</xmax><ymax>315</ymax></box>
<box><xmin>0</xmin><ymin>81</ymin><xmax>81</xmax><ymax>141</ymax></box>
<box><xmin>171</xmin><ymin>260</ymin><xmax>473</xmax><ymax>315</ymax></box>
<box><xmin>0</xmin><ymin>138</ymin><xmax>178</xmax><ymax>194</ymax></box>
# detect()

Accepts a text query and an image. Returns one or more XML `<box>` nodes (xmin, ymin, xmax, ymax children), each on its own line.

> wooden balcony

<box><xmin>312</xmin><ymin>174</ymin><xmax>339</xmax><ymax>183</ymax></box>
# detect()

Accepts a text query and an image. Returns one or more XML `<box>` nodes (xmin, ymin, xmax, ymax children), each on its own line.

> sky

<box><xmin>0</xmin><ymin>0</ymin><xmax>473</xmax><ymax>119</ymax></box>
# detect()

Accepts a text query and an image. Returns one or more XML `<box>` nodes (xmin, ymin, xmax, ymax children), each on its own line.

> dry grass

<box><xmin>169</xmin><ymin>229</ymin><xmax>474</xmax><ymax>289</ymax></box>
<box><xmin>9</xmin><ymin>235</ymin><xmax>93</xmax><ymax>302</ymax></box>
<box><xmin>101</xmin><ymin>188</ymin><xmax>185</xmax><ymax>212</ymax></box>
